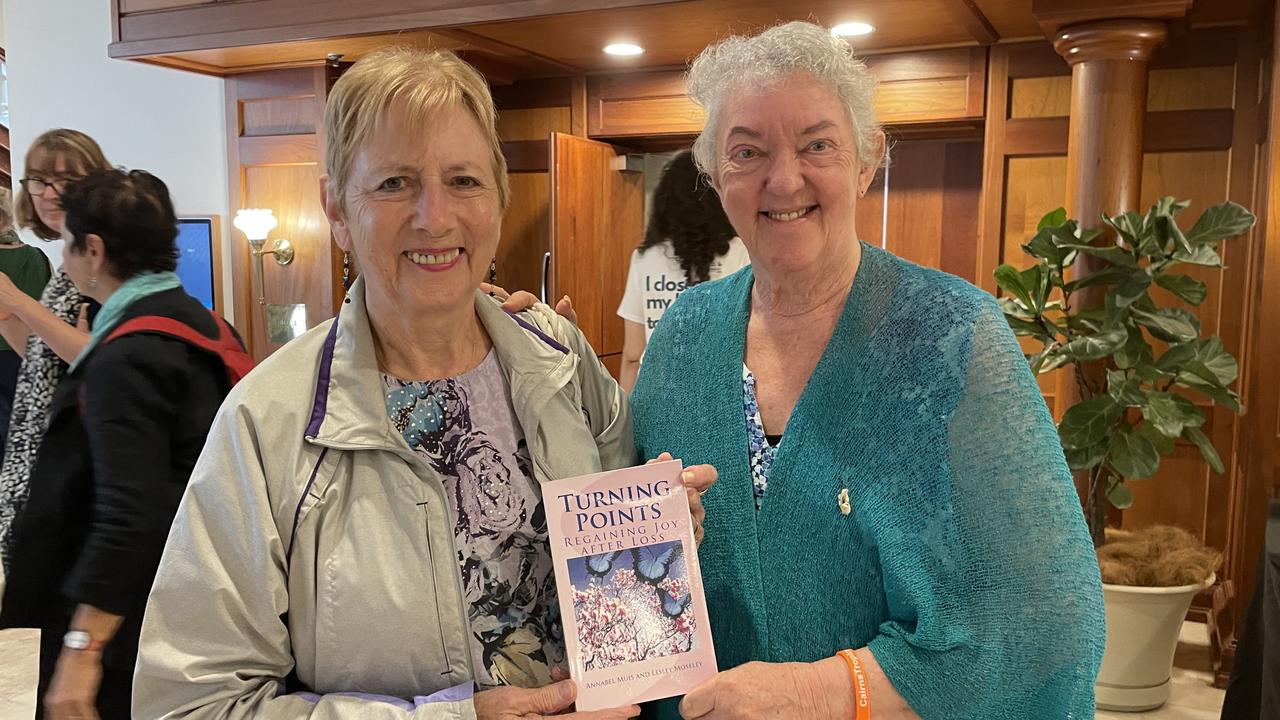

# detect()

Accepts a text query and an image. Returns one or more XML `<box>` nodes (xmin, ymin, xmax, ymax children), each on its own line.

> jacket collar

<box><xmin>305</xmin><ymin>277</ymin><xmax>576</xmax><ymax>452</ymax></box>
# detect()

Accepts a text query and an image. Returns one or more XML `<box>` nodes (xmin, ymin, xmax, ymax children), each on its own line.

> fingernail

<box><xmin>559</xmin><ymin>680</ymin><xmax>574</xmax><ymax>702</ymax></box>
<box><xmin>682</xmin><ymin>470</ymin><xmax>694</xmax><ymax>483</ymax></box>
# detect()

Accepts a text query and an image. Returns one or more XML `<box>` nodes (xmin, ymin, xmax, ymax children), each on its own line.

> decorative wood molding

<box><xmin>1052</xmin><ymin>19</ymin><xmax>1169</xmax><ymax>65</ymax></box>
<box><xmin>1031</xmin><ymin>0</ymin><xmax>1193</xmax><ymax>38</ymax></box>
<box><xmin>111</xmin><ymin>0</ymin><xmax>685</xmax><ymax>58</ymax></box>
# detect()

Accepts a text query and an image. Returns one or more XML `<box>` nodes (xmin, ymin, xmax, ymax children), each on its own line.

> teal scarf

<box><xmin>70</xmin><ymin>271</ymin><xmax>183</xmax><ymax>371</ymax></box>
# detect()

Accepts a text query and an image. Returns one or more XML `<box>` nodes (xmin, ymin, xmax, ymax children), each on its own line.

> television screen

<box><xmin>176</xmin><ymin>218</ymin><xmax>215</xmax><ymax>310</ymax></box>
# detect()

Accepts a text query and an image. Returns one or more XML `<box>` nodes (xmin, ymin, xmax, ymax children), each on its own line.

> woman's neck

<box><xmin>367</xmin><ymin>294</ymin><xmax>492</xmax><ymax>381</ymax></box>
<box><xmin>751</xmin><ymin>240</ymin><xmax>861</xmax><ymax>319</ymax></box>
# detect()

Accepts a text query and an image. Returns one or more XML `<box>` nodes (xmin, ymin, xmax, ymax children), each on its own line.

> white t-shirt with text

<box><xmin>617</xmin><ymin>238</ymin><xmax>750</xmax><ymax>342</ymax></box>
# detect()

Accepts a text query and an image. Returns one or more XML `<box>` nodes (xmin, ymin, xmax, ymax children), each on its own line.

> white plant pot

<box><xmin>1095</xmin><ymin>573</ymin><xmax>1214</xmax><ymax>712</ymax></box>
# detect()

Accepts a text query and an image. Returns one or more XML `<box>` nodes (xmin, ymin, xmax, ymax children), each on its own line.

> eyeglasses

<box><xmin>19</xmin><ymin>176</ymin><xmax>82</xmax><ymax>197</ymax></box>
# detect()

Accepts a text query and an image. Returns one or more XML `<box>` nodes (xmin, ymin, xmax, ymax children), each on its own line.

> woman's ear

<box><xmin>84</xmin><ymin>233</ymin><xmax>110</xmax><ymax>276</ymax></box>
<box><xmin>858</xmin><ymin>131</ymin><xmax>886</xmax><ymax>196</ymax></box>
<box><xmin>320</xmin><ymin>174</ymin><xmax>353</xmax><ymax>252</ymax></box>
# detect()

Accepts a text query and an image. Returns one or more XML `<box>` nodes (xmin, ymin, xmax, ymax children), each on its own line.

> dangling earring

<box><xmin>488</xmin><ymin>258</ymin><xmax>497</xmax><ymax>284</ymax></box>
<box><xmin>342</xmin><ymin>252</ymin><xmax>352</xmax><ymax>291</ymax></box>
<box><xmin>88</xmin><ymin>276</ymin><xmax>98</xmax><ymax>290</ymax></box>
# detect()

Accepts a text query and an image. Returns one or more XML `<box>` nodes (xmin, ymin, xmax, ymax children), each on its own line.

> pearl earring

<box><xmin>88</xmin><ymin>276</ymin><xmax>98</xmax><ymax>290</ymax></box>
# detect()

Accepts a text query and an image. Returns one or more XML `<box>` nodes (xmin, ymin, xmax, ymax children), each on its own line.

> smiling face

<box><xmin>323</xmin><ymin>100</ymin><xmax>502</xmax><ymax>323</ymax></box>
<box><xmin>711</xmin><ymin>72</ymin><xmax>881</xmax><ymax>277</ymax></box>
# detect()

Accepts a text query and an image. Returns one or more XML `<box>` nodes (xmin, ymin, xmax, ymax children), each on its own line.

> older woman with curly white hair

<box><xmin>626</xmin><ymin>21</ymin><xmax>1105</xmax><ymax>720</ymax></box>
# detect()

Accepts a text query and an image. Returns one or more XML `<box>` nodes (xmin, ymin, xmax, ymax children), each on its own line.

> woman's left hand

<box><xmin>45</xmin><ymin>649</ymin><xmax>104</xmax><ymax>720</ymax></box>
<box><xmin>648</xmin><ymin>452</ymin><xmax>716</xmax><ymax>545</ymax></box>
<box><xmin>678</xmin><ymin>659</ymin><xmax>852</xmax><ymax>720</ymax></box>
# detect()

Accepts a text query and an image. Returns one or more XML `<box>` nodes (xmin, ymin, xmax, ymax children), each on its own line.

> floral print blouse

<box><xmin>384</xmin><ymin>350</ymin><xmax>564</xmax><ymax>689</ymax></box>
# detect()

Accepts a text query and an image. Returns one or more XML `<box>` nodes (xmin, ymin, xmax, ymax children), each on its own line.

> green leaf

<box><xmin>1153</xmin><ymin>215</ymin><xmax>1192</xmax><ymax>257</ymax></box>
<box><xmin>1172</xmin><ymin>244</ymin><xmax>1223</xmax><ymax>267</ymax></box>
<box><xmin>1111</xmin><ymin>273</ymin><xmax>1152</xmax><ymax>308</ymax></box>
<box><xmin>1006</xmin><ymin>315</ymin><xmax>1051</xmax><ymax>339</ymax></box>
<box><xmin>1154</xmin><ymin>273</ymin><xmax>1208</xmax><ymax>306</ymax></box>
<box><xmin>1061</xmin><ymin>327</ymin><xmax>1128</xmax><ymax>362</ymax></box>
<box><xmin>1142</xmin><ymin>392</ymin><xmax>1205</xmax><ymax>437</ymax></box>
<box><xmin>1185</xmin><ymin>202</ymin><xmax>1256</xmax><ymax>246</ymax></box>
<box><xmin>1137</xmin><ymin>422</ymin><xmax>1177</xmax><ymax>455</ymax></box>
<box><xmin>997</xmin><ymin>295</ymin><xmax>1034</xmax><ymax>319</ymax></box>
<box><xmin>1107</xmin><ymin>369</ymin><xmax>1147</xmax><ymax>407</ymax></box>
<box><xmin>1114</xmin><ymin>328</ymin><xmax>1154</xmax><ymax>370</ymax></box>
<box><xmin>1195</xmin><ymin>336</ymin><xmax>1238</xmax><ymax>385</ymax></box>
<box><xmin>1176</xmin><ymin>363</ymin><xmax>1243</xmax><ymax>413</ymax></box>
<box><xmin>1038</xmin><ymin>207</ymin><xmax>1068</xmax><ymax>231</ymax></box>
<box><xmin>1063</xmin><ymin>267</ymin><xmax>1132</xmax><ymax>294</ymax></box>
<box><xmin>1184</xmin><ymin>426</ymin><xmax>1226</xmax><ymax>474</ymax></box>
<box><xmin>1020</xmin><ymin>264</ymin><xmax>1051</xmax><ymax>312</ymax></box>
<box><xmin>1155</xmin><ymin>341</ymin><xmax>1199</xmax><ymax>374</ymax></box>
<box><xmin>1061</xmin><ymin>242</ymin><xmax>1138</xmax><ymax>268</ymax></box>
<box><xmin>1131</xmin><ymin>307</ymin><xmax>1201</xmax><ymax>343</ymax></box>
<box><xmin>1107</xmin><ymin>480</ymin><xmax>1135</xmax><ymax>510</ymax></box>
<box><xmin>1104</xmin><ymin>211</ymin><xmax>1146</xmax><ymax>248</ymax></box>
<box><xmin>1065</xmin><ymin>441</ymin><xmax>1109</xmax><ymax>471</ymax></box>
<box><xmin>994</xmin><ymin>264</ymin><xmax>1035</xmax><ymax>310</ymax></box>
<box><xmin>1060</xmin><ymin>395</ymin><xmax>1124</xmax><ymax>449</ymax></box>
<box><xmin>1108</xmin><ymin>425</ymin><xmax>1160</xmax><ymax>479</ymax></box>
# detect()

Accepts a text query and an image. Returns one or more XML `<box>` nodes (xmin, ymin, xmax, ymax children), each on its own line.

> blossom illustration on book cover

<box><xmin>568</xmin><ymin>540</ymin><xmax>697</xmax><ymax>670</ymax></box>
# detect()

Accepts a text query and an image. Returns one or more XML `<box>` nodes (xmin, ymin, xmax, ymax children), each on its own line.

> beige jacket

<box><xmin>134</xmin><ymin>279</ymin><xmax>634</xmax><ymax>719</ymax></box>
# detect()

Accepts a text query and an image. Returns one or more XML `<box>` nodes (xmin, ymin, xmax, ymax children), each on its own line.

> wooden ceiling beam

<box><xmin>434</xmin><ymin>27</ymin><xmax>584</xmax><ymax>75</ymax></box>
<box><xmin>953</xmin><ymin>0</ymin><xmax>1000</xmax><ymax>45</ymax></box>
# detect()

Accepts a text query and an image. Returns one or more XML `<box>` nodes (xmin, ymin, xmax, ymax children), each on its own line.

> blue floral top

<box><xmin>384</xmin><ymin>350</ymin><xmax>564</xmax><ymax>689</ymax></box>
<box><xmin>742</xmin><ymin>365</ymin><xmax>775</xmax><ymax>512</ymax></box>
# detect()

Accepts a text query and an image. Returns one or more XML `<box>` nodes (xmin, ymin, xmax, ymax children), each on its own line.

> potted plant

<box><xmin>994</xmin><ymin>197</ymin><xmax>1255</xmax><ymax>712</ymax></box>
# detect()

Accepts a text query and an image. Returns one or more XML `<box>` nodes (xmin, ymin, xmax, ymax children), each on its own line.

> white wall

<box><xmin>3</xmin><ymin>0</ymin><xmax>230</xmax><ymax>307</ymax></box>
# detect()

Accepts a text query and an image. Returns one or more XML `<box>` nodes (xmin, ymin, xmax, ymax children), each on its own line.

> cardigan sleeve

<box><xmin>866</xmin><ymin>297</ymin><xmax>1105</xmax><ymax>720</ymax></box>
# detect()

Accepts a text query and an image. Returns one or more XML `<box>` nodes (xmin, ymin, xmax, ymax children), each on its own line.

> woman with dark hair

<box><xmin>616</xmin><ymin>150</ymin><xmax>748</xmax><ymax>390</ymax></box>
<box><xmin>0</xmin><ymin>129</ymin><xmax>109</xmax><ymax>569</ymax></box>
<box><xmin>0</xmin><ymin>168</ymin><xmax>248</xmax><ymax>720</ymax></box>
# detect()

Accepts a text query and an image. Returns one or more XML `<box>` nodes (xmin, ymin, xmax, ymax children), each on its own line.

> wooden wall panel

<box><xmin>1147</xmin><ymin>66</ymin><xmax>1235</xmax><ymax>111</ymax></box>
<box><xmin>602</xmin><ymin>169</ymin><xmax>644</xmax><ymax>357</ymax></box>
<box><xmin>1010</xmin><ymin>76</ymin><xmax>1070</xmax><ymax>118</ymax></box>
<box><xmin>496</xmin><ymin>107</ymin><xmax>571</xmax><ymax>142</ymax></box>
<box><xmin>496</xmin><ymin>173</ymin><xmax>550</xmax><ymax>303</ymax></box>
<box><xmin>241</xmin><ymin>96</ymin><xmax>318</xmax><ymax>136</ymax></box>
<box><xmin>226</xmin><ymin>67</ymin><xmax>333</xmax><ymax>361</ymax></box>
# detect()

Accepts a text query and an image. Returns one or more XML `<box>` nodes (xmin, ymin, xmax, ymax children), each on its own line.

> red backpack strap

<box><xmin>103</xmin><ymin>312</ymin><xmax>254</xmax><ymax>385</ymax></box>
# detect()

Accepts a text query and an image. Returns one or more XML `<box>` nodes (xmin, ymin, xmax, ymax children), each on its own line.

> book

<box><xmin>542</xmin><ymin>459</ymin><xmax>717</xmax><ymax>711</ymax></box>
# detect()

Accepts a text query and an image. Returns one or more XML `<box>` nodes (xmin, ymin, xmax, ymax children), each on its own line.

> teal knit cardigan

<box><xmin>632</xmin><ymin>244</ymin><xmax>1104</xmax><ymax>720</ymax></box>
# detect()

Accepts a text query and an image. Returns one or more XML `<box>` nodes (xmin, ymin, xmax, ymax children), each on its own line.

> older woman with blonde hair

<box><xmin>135</xmin><ymin>47</ymin><xmax>711</xmax><ymax>720</ymax></box>
<box><xmin>625</xmin><ymin>21</ymin><xmax>1105</xmax><ymax>720</ymax></box>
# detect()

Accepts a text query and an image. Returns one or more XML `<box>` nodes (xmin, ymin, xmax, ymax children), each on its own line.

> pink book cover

<box><xmin>542</xmin><ymin>459</ymin><xmax>717</xmax><ymax>711</ymax></box>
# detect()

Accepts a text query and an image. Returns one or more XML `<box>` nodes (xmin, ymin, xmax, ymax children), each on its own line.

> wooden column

<box><xmin>1055</xmin><ymin>20</ymin><xmax>1167</xmax><ymax>233</ymax></box>
<box><xmin>1042</xmin><ymin>15</ymin><xmax>1170</xmax><ymax>537</ymax></box>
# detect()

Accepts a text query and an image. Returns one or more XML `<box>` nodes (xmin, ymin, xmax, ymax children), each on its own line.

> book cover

<box><xmin>542</xmin><ymin>460</ymin><xmax>717</xmax><ymax>711</ymax></box>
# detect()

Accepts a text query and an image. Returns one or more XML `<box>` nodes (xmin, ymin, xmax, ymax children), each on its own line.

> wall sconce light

<box><xmin>233</xmin><ymin>208</ymin><xmax>294</xmax><ymax>304</ymax></box>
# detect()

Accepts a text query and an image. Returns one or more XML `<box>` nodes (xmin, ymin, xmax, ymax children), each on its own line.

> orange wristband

<box><xmin>837</xmin><ymin>649</ymin><xmax>871</xmax><ymax>720</ymax></box>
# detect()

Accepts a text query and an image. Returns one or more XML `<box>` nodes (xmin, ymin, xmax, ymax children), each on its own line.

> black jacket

<box><xmin>0</xmin><ymin>288</ymin><xmax>240</xmax><ymax>660</ymax></box>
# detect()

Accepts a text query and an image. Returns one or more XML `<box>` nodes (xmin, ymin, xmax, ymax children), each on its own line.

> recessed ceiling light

<box><xmin>831</xmin><ymin>22</ymin><xmax>875</xmax><ymax>37</ymax></box>
<box><xmin>604</xmin><ymin>43</ymin><xmax>644</xmax><ymax>56</ymax></box>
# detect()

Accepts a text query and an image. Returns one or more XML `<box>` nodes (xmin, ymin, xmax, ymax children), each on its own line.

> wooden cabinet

<box><xmin>586</xmin><ymin>47</ymin><xmax>986</xmax><ymax>140</ymax></box>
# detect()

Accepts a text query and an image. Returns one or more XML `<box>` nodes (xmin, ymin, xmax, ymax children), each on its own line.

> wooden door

<box><xmin>226</xmin><ymin>67</ymin><xmax>342</xmax><ymax>361</ymax></box>
<box><xmin>549</xmin><ymin>133</ymin><xmax>643</xmax><ymax>377</ymax></box>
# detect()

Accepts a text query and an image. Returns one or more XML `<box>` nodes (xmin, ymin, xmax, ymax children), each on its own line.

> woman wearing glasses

<box><xmin>0</xmin><ymin>129</ymin><xmax>107</xmax><ymax>572</ymax></box>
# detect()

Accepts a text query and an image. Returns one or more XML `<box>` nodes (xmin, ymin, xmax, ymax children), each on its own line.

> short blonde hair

<box><xmin>323</xmin><ymin>47</ymin><xmax>510</xmax><ymax>210</ymax></box>
<box><xmin>687</xmin><ymin>21</ymin><xmax>884</xmax><ymax>181</ymax></box>
<box><xmin>17</xmin><ymin>129</ymin><xmax>112</xmax><ymax>240</ymax></box>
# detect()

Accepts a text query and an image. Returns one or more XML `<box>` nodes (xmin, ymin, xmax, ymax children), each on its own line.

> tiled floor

<box><xmin>0</xmin><ymin>623</ymin><xmax>1228</xmax><ymax>719</ymax></box>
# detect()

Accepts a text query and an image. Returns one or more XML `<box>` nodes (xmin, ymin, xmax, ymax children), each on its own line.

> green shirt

<box><xmin>0</xmin><ymin>242</ymin><xmax>53</xmax><ymax>354</ymax></box>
